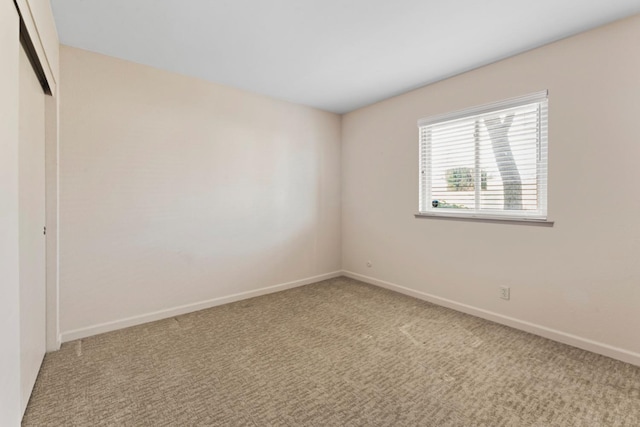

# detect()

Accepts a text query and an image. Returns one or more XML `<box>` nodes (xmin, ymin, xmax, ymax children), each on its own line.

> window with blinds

<box><xmin>418</xmin><ymin>91</ymin><xmax>548</xmax><ymax>221</ymax></box>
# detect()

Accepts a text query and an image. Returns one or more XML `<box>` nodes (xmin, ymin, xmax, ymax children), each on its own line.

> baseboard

<box><xmin>61</xmin><ymin>271</ymin><xmax>342</xmax><ymax>343</ymax></box>
<box><xmin>342</xmin><ymin>270</ymin><xmax>640</xmax><ymax>367</ymax></box>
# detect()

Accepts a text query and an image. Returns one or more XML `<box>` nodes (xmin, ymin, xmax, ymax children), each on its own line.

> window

<box><xmin>418</xmin><ymin>91</ymin><xmax>548</xmax><ymax>222</ymax></box>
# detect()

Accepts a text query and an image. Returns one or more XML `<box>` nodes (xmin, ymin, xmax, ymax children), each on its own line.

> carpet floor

<box><xmin>23</xmin><ymin>277</ymin><xmax>640</xmax><ymax>426</ymax></box>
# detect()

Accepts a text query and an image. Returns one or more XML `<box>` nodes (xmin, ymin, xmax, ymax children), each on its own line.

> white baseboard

<box><xmin>61</xmin><ymin>271</ymin><xmax>342</xmax><ymax>343</ymax></box>
<box><xmin>342</xmin><ymin>270</ymin><xmax>640</xmax><ymax>367</ymax></box>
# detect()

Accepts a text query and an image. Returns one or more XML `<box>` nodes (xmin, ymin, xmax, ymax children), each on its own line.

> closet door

<box><xmin>19</xmin><ymin>42</ymin><xmax>46</xmax><ymax>415</ymax></box>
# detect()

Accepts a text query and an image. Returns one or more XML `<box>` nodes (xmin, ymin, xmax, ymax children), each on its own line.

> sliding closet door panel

<box><xmin>19</xmin><ymin>43</ymin><xmax>46</xmax><ymax>415</ymax></box>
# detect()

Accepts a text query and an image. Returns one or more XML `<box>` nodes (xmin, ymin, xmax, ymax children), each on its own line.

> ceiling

<box><xmin>51</xmin><ymin>0</ymin><xmax>640</xmax><ymax>114</ymax></box>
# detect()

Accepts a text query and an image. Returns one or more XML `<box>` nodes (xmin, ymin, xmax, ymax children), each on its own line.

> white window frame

<box><xmin>417</xmin><ymin>91</ymin><xmax>549</xmax><ymax>223</ymax></box>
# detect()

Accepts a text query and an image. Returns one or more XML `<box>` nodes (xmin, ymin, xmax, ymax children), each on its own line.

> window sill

<box><xmin>414</xmin><ymin>213</ymin><xmax>554</xmax><ymax>227</ymax></box>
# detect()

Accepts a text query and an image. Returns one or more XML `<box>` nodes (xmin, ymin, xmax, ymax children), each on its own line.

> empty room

<box><xmin>2</xmin><ymin>0</ymin><xmax>640</xmax><ymax>425</ymax></box>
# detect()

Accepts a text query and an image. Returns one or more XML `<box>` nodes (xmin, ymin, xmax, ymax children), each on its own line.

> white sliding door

<box><xmin>18</xmin><ymin>42</ymin><xmax>46</xmax><ymax>415</ymax></box>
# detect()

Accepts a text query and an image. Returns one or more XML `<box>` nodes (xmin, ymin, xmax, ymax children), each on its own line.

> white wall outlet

<box><xmin>366</xmin><ymin>261</ymin><xmax>372</xmax><ymax>268</ymax></box>
<box><xmin>499</xmin><ymin>286</ymin><xmax>510</xmax><ymax>300</ymax></box>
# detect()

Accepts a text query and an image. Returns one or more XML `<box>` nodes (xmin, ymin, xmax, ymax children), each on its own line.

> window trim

<box><xmin>414</xmin><ymin>212</ymin><xmax>554</xmax><ymax>226</ymax></box>
<box><xmin>417</xmin><ymin>91</ymin><xmax>550</xmax><ymax>224</ymax></box>
<box><xmin>418</xmin><ymin>91</ymin><xmax>547</xmax><ymax>127</ymax></box>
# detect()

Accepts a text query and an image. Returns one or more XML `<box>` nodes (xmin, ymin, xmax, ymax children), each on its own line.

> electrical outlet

<box><xmin>366</xmin><ymin>261</ymin><xmax>372</xmax><ymax>268</ymax></box>
<box><xmin>499</xmin><ymin>286</ymin><xmax>510</xmax><ymax>300</ymax></box>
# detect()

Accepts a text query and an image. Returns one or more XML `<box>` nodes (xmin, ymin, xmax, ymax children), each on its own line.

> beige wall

<box><xmin>342</xmin><ymin>14</ymin><xmax>640</xmax><ymax>364</ymax></box>
<box><xmin>59</xmin><ymin>46</ymin><xmax>342</xmax><ymax>339</ymax></box>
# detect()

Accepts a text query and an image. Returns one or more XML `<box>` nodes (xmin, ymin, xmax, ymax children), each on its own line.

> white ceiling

<box><xmin>51</xmin><ymin>0</ymin><xmax>640</xmax><ymax>113</ymax></box>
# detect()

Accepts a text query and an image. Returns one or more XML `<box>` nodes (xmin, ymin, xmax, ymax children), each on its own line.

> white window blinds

<box><xmin>418</xmin><ymin>91</ymin><xmax>548</xmax><ymax>221</ymax></box>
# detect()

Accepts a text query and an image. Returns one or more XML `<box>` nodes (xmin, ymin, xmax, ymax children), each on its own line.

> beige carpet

<box><xmin>23</xmin><ymin>277</ymin><xmax>640</xmax><ymax>426</ymax></box>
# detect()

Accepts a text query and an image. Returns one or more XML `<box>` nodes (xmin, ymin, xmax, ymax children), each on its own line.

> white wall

<box><xmin>0</xmin><ymin>3</ymin><xmax>23</xmax><ymax>425</ymax></box>
<box><xmin>342</xmin><ymin>14</ymin><xmax>640</xmax><ymax>365</ymax></box>
<box><xmin>59</xmin><ymin>46</ymin><xmax>342</xmax><ymax>340</ymax></box>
